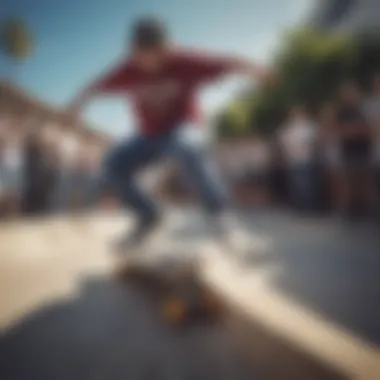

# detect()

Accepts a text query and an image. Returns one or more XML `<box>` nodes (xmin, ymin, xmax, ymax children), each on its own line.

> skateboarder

<box><xmin>65</xmin><ymin>17</ymin><xmax>272</xmax><ymax>253</ymax></box>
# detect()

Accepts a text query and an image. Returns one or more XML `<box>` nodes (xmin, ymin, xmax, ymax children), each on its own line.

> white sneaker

<box><xmin>113</xmin><ymin>215</ymin><xmax>162</xmax><ymax>257</ymax></box>
<box><xmin>212</xmin><ymin>214</ymin><xmax>270</xmax><ymax>257</ymax></box>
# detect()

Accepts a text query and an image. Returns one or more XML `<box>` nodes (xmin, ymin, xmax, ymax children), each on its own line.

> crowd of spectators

<box><xmin>277</xmin><ymin>75</ymin><xmax>380</xmax><ymax>218</ymax></box>
<box><xmin>2</xmin><ymin>74</ymin><xmax>380</xmax><ymax>222</ymax></box>
<box><xmin>209</xmin><ymin>74</ymin><xmax>380</xmax><ymax>219</ymax></box>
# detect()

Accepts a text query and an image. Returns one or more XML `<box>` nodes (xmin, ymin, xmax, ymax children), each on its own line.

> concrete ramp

<box><xmin>0</xmin><ymin>213</ymin><xmax>378</xmax><ymax>380</ymax></box>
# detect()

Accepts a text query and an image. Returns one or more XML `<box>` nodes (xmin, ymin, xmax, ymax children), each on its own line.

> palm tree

<box><xmin>1</xmin><ymin>18</ymin><xmax>34</xmax><ymax>80</ymax></box>
<box><xmin>0</xmin><ymin>18</ymin><xmax>34</xmax><ymax>116</ymax></box>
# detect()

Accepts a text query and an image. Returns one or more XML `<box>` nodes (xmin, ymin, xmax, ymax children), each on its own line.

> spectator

<box><xmin>0</xmin><ymin>115</ymin><xmax>10</xmax><ymax>134</ymax></box>
<box><xmin>0</xmin><ymin>133</ymin><xmax>9</xmax><ymax>217</ymax></box>
<box><xmin>215</xmin><ymin>140</ymin><xmax>244</xmax><ymax>193</ymax></box>
<box><xmin>217</xmin><ymin>139</ymin><xmax>250</xmax><ymax>204</ymax></box>
<box><xmin>335</xmin><ymin>83</ymin><xmax>374</xmax><ymax>218</ymax></box>
<box><xmin>279</xmin><ymin>106</ymin><xmax>319</xmax><ymax>212</ymax></box>
<box><xmin>269</xmin><ymin>137</ymin><xmax>287</xmax><ymax>205</ymax></box>
<box><xmin>70</xmin><ymin>142</ymin><xmax>101</xmax><ymax>211</ymax></box>
<box><xmin>320</xmin><ymin>104</ymin><xmax>342</xmax><ymax>212</ymax></box>
<box><xmin>0</xmin><ymin>131</ymin><xmax>23</xmax><ymax>218</ymax></box>
<box><xmin>52</xmin><ymin>132</ymin><xmax>80</xmax><ymax>212</ymax></box>
<box><xmin>241</xmin><ymin>136</ymin><xmax>272</xmax><ymax>204</ymax></box>
<box><xmin>364</xmin><ymin>74</ymin><xmax>380</xmax><ymax>208</ymax></box>
<box><xmin>22</xmin><ymin>127</ymin><xmax>59</xmax><ymax>216</ymax></box>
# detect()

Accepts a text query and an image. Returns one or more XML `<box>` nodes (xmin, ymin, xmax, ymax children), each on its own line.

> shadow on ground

<box><xmin>0</xmin><ymin>274</ymin><xmax>347</xmax><ymax>380</ymax></box>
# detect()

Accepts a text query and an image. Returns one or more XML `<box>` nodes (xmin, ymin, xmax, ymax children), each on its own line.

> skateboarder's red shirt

<box><xmin>90</xmin><ymin>50</ymin><xmax>238</xmax><ymax>136</ymax></box>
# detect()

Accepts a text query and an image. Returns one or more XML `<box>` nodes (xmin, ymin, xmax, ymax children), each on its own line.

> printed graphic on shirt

<box><xmin>133</xmin><ymin>79</ymin><xmax>182</xmax><ymax>112</ymax></box>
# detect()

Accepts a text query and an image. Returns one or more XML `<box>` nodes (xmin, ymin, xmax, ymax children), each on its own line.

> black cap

<box><xmin>131</xmin><ymin>17</ymin><xmax>168</xmax><ymax>49</ymax></box>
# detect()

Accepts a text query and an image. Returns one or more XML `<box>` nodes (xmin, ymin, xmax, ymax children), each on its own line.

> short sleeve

<box><xmin>92</xmin><ymin>61</ymin><xmax>135</xmax><ymax>93</ymax></box>
<box><xmin>177</xmin><ymin>50</ymin><xmax>237</xmax><ymax>83</ymax></box>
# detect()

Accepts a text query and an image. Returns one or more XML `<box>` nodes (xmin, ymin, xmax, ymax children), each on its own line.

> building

<box><xmin>0</xmin><ymin>80</ymin><xmax>110</xmax><ymax>144</ymax></box>
<box><xmin>308</xmin><ymin>0</ymin><xmax>380</xmax><ymax>35</ymax></box>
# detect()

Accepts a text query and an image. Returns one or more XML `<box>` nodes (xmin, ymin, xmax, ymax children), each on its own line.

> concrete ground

<box><xmin>0</xmin><ymin>209</ymin><xmax>379</xmax><ymax>380</ymax></box>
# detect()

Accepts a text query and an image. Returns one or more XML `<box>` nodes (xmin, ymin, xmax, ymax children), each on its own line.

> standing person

<box><xmin>0</xmin><ymin>130</ymin><xmax>23</xmax><ymax>218</ymax></box>
<box><xmin>269</xmin><ymin>137</ymin><xmax>287</xmax><ymax>206</ymax></box>
<box><xmin>335</xmin><ymin>83</ymin><xmax>374</xmax><ymax>218</ymax></box>
<box><xmin>245</xmin><ymin>135</ymin><xmax>272</xmax><ymax>205</ymax></box>
<box><xmin>279</xmin><ymin>106</ymin><xmax>319</xmax><ymax>212</ymax></box>
<box><xmin>235</xmin><ymin>136</ymin><xmax>271</xmax><ymax>206</ymax></box>
<box><xmin>52</xmin><ymin>132</ymin><xmax>79</xmax><ymax>213</ymax></box>
<box><xmin>364</xmin><ymin>74</ymin><xmax>380</xmax><ymax>211</ymax></box>
<box><xmin>0</xmin><ymin>133</ymin><xmax>8</xmax><ymax>218</ymax></box>
<box><xmin>320</xmin><ymin>104</ymin><xmax>342</xmax><ymax>212</ymax></box>
<box><xmin>70</xmin><ymin>141</ymin><xmax>101</xmax><ymax>211</ymax></box>
<box><xmin>65</xmin><ymin>17</ymin><xmax>272</xmax><ymax>253</ymax></box>
<box><xmin>215</xmin><ymin>140</ymin><xmax>246</xmax><ymax>202</ymax></box>
<box><xmin>22</xmin><ymin>127</ymin><xmax>59</xmax><ymax>216</ymax></box>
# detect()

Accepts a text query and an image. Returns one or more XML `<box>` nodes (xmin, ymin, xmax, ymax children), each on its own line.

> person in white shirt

<box><xmin>279</xmin><ymin>106</ymin><xmax>319</xmax><ymax>212</ymax></box>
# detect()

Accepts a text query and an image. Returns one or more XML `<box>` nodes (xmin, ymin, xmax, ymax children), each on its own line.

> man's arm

<box><xmin>66</xmin><ymin>85</ymin><xmax>97</xmax><ymax>116</ymax></box>
<box><xmin>181</xmin><ymin>50</ymin><xmax>275</xmax><ymax>85</ymax></box>
<box><xmin>65</xmin><ymin>61</ymin><xmax>132</xmax><ymax>120</ymax></box>
<box><xmin>221</xmin><ymin>57</ymin><xmax>272</xmax><ymax>81</ymax></box>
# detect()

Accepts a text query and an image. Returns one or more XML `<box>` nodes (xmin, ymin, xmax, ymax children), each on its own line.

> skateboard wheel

<box><xmin>113</xmin><ymin>262</ymin><xmax>131</xmax><ymax>279</ymax></box>
<box><xmin>162</xmin><ymin>297</ymin><xmax>188</xmax><ymax>324</ymax></box>
<box><xmin>201</xmin><ymin>291</ymin><xmax>220</xmax><ymax>314</ymax></box>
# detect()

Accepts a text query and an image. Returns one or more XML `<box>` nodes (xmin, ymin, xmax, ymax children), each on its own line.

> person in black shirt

<box><xmin>364</xmin><ymin>74</ymin><xmax>380</xmax><ymax>212</ymax></box>
<box><xmin>335</xmin><ymin>83</ymin><xmax>374</xmax><ymax>217</ymax></box>
<box><xmin>22</xmin><ymin>128</ymin><xmax>59</xmax><ymax>216</ymax></box>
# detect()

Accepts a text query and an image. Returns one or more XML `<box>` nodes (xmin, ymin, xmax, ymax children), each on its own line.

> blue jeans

<box><xmin>103</xmin><ymin>128</ymin><xmax>227</xmax><ymax>221</ymax></box>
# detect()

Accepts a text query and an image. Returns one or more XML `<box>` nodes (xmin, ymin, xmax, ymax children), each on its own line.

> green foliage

<box><xmin>1</xmin><ymin>18</ymin><xmax>33</xmax><ymax>61</ymax></box>
<box><xmin>216</xmin><ymin>27</ymin><xmax>380</xmax><ymax>139</ymax></box>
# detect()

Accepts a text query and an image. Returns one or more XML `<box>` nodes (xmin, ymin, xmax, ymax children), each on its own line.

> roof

<box><xmin>0</xmin><ymin>80</ymin><xmax>109</xmax><ymax>143</ymax></box>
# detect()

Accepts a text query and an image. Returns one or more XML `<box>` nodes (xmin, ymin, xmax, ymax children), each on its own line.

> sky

<box><xmin>1</xmin><ymin>0</ymin><xmax>313</xmax><ymax>136</ymax></box>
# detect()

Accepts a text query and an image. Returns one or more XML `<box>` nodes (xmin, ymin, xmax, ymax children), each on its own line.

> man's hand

<box><xmin>228</xmin><ymin>57</ymin><xmax>276</xmax><ymax>85</ymax></box>
<box><xmin>256</xmin><ymin>67</ymin><xmax>278</xmax><ymax>89</ymax></box>
<box><xmin>233</xmin><ymin>58</ymin><xmax>278</xmax><ymax>90</ymax></box>
<box><xmin>62</xmin><ymin>86</ymin><xmax>95</xmax><ymax>127</ymax></box>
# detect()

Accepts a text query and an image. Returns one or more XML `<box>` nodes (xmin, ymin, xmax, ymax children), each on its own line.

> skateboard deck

<box><xmin>111</xmin><ymin>228</ymin><xmax>270</xmax><ymax>325</ymax></box>
<box><xmin>113</xmin><ymin>249</ymin><xmax>222</xmax><ymax>325</ymax></box>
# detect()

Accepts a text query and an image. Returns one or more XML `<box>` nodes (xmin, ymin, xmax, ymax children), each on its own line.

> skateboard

<box><xmin>111</xmin><ymin>228</ymin><xmax>269</xmax><ymax>325</ymax></box>
<box><xmin>113</xmin><ymin>251</ymin><xmax>222</xmax><ymax>326</ymax></box>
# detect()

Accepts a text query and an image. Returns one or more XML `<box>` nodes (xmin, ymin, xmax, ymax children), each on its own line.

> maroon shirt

<box><xmin>93</xmin><ymin>50</ymin><xmax>236</xmax><ymax>136</ymax></box>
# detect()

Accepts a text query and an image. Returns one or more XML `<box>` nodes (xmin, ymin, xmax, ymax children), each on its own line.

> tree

<box><xmin>1</xmin><ymin>18</ymin><xmax>33</xmax><ymax>61</ymax></box>
<box><xmin>0</xmin><ymin>18</ymin><xmax>34</xmax><ymax>115</ymax></box>
<box><xmin>1</xmin><ymin>18</ymin><xmax>34</xmax><ymax>82</ymax></box>
<box><xmin>215</xmin><ymin>27</ymin><xmax>380</xmax><ymax>139</ymax></box>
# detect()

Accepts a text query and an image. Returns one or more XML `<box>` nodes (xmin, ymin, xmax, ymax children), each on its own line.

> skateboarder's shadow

<box><xmin>0</xmin><ymin>276</ymin><xmax>177</xmax><ymax>379</ymax></box>
<box><xmin>0</xmin><ymin>275</ymin><xmax>347</xmax><ymax>380</ymax></box>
